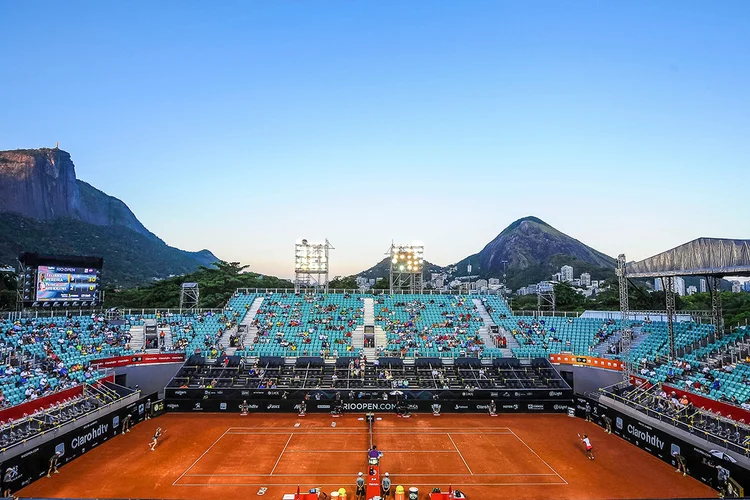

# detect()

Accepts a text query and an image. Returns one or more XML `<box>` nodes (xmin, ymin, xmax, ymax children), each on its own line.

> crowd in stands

<box><xmin>0</xmin><ymin>314</ymin><xmax>130</xmax><ymax>407</ymax></box>
<box><xmin>375</xmin><ymin>296</ymin><xmax>486</xmax><ymax>358</ymax></box>
<box><xmin>239</xmin><ymin>292</ymin><xmax>363</xmax><ymax>358</ymax></box>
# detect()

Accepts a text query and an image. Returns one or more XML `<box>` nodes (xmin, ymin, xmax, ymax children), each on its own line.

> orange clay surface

<box><xmin>19</xmin><ymin>413</ymin><xmax>717</xmax><ymax>499</ymax></box>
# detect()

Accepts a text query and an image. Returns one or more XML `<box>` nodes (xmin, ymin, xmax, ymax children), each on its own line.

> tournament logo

<box><xmin>219</xmin><ymin>402</ymin><xmax>227</xmax><ymax>410</ymax></box>
<box><xmin>55</xmin><ymin>442</ymin><xmax>65</xmax><ymax>457</ymax></box>
<box><xmin>3</xmin><ymin>466</ymin><xmax>19</xmax><ymax>483</ymax></box>
<box><xmin>112</xmin><ymin>415</ymin><xmax>120</xmax><ymax>428</ymax></box>
<box><xmin>616</xmin><ymin>417</ymin><xmax>623</xmax><ymax>430</ymax></box>
<box><xmin>193</xmin><ymin>402</ymin><xmax>202</xmax><ymax>411</ymax></box>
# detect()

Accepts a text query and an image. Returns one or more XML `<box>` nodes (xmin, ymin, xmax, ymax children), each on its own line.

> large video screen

<box><xmin>19</xmin><ymin>253</ymin><xmax>104</xmax><ymax>307</ymax></box>
<box><xmin>36</xmin><ymin>265</ymin><xmax>100</xmax><ymax>302</ymax></box>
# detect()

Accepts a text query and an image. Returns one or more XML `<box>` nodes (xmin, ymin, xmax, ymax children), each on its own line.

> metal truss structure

<box><xmin>617</xmin><ymin>254</ymin><xmax>632</xmax><ymax>383</ymax></box>
<box><xmin>388</xmin><ymin>243</ymin><xmax>424</xmax><ymax>294</ymax></box>
<box><xmin>295</xmin><ymin>239</ymin><xmax>334</xmax><ymax>294</ymax></box>
<box><xmin>180</xmin><ymin>282</ymin><xmax>200</xmax><ymax>311</ymax></box>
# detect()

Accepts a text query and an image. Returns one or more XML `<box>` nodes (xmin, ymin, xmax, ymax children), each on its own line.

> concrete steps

<box><xmin>473</xmin><ymin>298</ymin><xmax>516</xmax><ymax>358</ymax></box>
<box><xmin>129</xmin><ymin>325</ymin><xmax>145</xmax><ymax>351</ymax></box>
<box><xmin>234</xmin><ymin>296</ymin><xmax>265</xmax><ymax>354</ymax></box>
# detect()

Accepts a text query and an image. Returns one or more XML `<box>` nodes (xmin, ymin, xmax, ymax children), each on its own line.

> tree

<box><xmin>553</xmin><ymin>281</ymin><xmax>586</xmax><ymax>310</ymax></box>
<box><xmin>328</xmin><ymin>276</ymin><xmax>359</xmax><ymax>289</ymax></box>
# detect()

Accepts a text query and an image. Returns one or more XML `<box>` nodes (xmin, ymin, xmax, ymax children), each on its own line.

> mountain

<box><xmin>0</xmin><ymin>147</ymin><xmax>218</xmax><ymax>286</ymax></box>
<box><xmin>0</xmin><ymin>148</ymin><xmax>154</xmax><ymax>237</ymax></box>
<box><xmin>452</xmin><ymin>216</ymin><xmax>617</xmax><ymax>289</ymax></box>
<box><xmin>357</xmin><ymin>257</ymin><xmax>446</xmax><ymax>280</ymax></box>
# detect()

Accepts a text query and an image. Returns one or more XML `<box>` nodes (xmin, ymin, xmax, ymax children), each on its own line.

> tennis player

<box><xmin>46</xmin><ymin>450</ymin><xmax>62</xmax><ymax>477</ymax></box>
<box><xmin>580</xmin><ymin>433</ymin><xmax>594</xmax><ymax>460</ymax></box>
<box><xmin>149</xmin><ymin>427</ymin><xmax>165</xmax><ymax>451</ymax></box>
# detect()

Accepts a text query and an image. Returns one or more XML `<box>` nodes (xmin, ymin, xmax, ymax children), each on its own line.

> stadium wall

<box><xmin>555</xmin><ymin>364</ymin><xmax>622</xmax><ymax>395</ymax></box>
<box><xmin>574</xmin><ymin>395</ymin><xmax>747</xmax><ymax>496</ymax></box>
<box><xmin>114</xmin><ymin>362</ymin><xmax>184</xmax><ymax>398</ymax></box>
<box><xmin>0</xmin><ymin>391</ymin><xmax>161</xmax><ymax>494</ymax></box>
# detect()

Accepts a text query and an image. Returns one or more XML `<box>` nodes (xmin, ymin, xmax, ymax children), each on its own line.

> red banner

<box><xmin>0</xmin><ymin>375</ymin><xmax>114</xmax><ymax>423</ymax></box>
<box><xmin>92</xmin><ymin>353</ymin><xmax>186</xmax><ymax>368</ymax></box>
<box><xmin>0</xmin><ymin>385</ymin><xmax>83</xmax><ymax>422</ymax></box>
<box><xmin>549</xmin><ymin>354</ymin><xmax>623</xmax><ymax>371</ymax></box>
<box><xmin>630</xmin><ymin>374</ymin><xmax>750</xmax><ymax>422</ymax></box>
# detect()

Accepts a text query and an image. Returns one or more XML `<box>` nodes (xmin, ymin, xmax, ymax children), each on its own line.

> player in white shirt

<box><xmin>580</xmin><ymin>433</ymin><xmax>594</xmax><ymax>460</ymax></box>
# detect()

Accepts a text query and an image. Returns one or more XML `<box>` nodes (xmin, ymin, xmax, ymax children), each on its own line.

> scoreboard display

<box><xmin>36</xmin><ymin>265</ymin><xmax>100</xmax><ymax>302</ymax></box>
<box><xmin>19</xmin><ymin>253</ymin><xmax>104</xmax><ymax>307</ymax></box>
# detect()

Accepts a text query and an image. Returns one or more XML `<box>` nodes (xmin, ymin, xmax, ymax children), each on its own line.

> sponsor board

<box><xmin>164</xmin><ymin>398</ymin><xmax>571</xmax><ymax>414</ymax></box>
<box><xmin>0</xmin><ymin>391</ymin><xmax>158</xmax><ymax>493</ymax></box>
<box><xmin>92</xmin><ymin>353</ymin><xmax>185</xmax><ymax>368</ymax></box>
<box><xmin>573</xmin><ymin>395</ymin><xmax>746</xmax><ymax>494</ymax></box>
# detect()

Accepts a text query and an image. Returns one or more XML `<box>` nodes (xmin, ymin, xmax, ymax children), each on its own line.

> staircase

<box><xmin>361</xmin><ymin>298</ymin><xmax>384</xmax><ymax>359</ymax></box>
<box><xmin>473</xmin><ymin>298</ymin><xmax>515</xmax><ymax>358</ymax></box>
<box><xmin>128</xmin><ymin>325</ymin><xmax>146</xmax><ymax>351</ymax></box>
<box><xmin>233</xmin><ymin>296</ymin><xmax>265</xmax><ymax>355</ymax></box>
<box><xmin>363</xmin><ymin>298</ymin><xmax>375</xmax><ymax>324</ymax></box>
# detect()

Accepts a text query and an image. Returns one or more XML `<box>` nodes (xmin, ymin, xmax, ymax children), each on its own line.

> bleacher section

<box><xmin>2</xmin><ymin>289</ymin><xmax>747</xmax><ymax>416</ymax></box>
<box><xmin>0</xmin><ymin>315</ymin><xmax>128</xmax><ymax>407</ymax></box>
<box><xmin>235</xmin><ymin>293</ymin><xmax>365</xmax><ymax>358</ymax></box>
<box><xmin>167</xmin><ymin>355</ymin><xmax>569</xmax><ymax>391</ymax></box>
<box><xmin>373</xmin><ymin>295</ymin><xmax>489</xmax><ymax>358</ymax></box>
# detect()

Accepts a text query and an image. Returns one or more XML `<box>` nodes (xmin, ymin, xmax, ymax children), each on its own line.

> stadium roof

<box><xmin>625</xmin><ymin>237</ymin><xmax>750</xmax><ymax>278</ymax></box>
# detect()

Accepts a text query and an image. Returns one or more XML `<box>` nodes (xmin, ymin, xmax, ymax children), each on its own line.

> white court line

<box><xmin>447</xmin><ymin>433</ymin><xmax>473</xmax><ymax>475</ymax></box>
<box><xmin>172</xmin><ymin>428</ymin><xmax>231</xmax><ymax>486</ymax></box>
<box><xmin>175</xmin><ymin>482</ymin><xmax>565</xmax><ymax>487</ymax></box>
<box><xmin>225</xmin><ymin>431</ymin><xmax>514</xmax><ymax>435</ymax></box>
<box><xmin>269</xmin><ymin>433</ymin><xmax>294</xmax><ymax>475</ymax></box>
<box><xmin>508</xmin><ymin>429</ymin><xmax>568</xmax><ymax>485</ymax></box>
<box><xmin>184</xmin><ymin>473</ymin><xmax>558</xmax><ymax>477</ymax></box>
<box><xmin>227</xmin><ymin>425</ymin><xmax>513</xmax><ymax>433</ymax></box>
<box><xmin>282</xmin><ymin>450</ymin><xmax>459</xmax><ymax>453</ymax></box>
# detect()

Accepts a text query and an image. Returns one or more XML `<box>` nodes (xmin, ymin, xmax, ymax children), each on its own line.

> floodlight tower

<box><xmin>388</xmin><ymin>242</ymin><xmax>424</xmax><ymax>294</ymax></box>
<box><xmin>294</xmin><ymin>239</ymin><xmax>334</xmax><ymax>294</ymax></box>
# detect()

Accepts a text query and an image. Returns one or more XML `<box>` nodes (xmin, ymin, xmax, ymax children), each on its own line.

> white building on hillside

<box><xmin>561</xmin><ymin>265</ymin><xmax>574</xmax><ymax>282</ymax></box>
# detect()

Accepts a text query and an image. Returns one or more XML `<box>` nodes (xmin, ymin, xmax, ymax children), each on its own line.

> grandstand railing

<box><xmin>599</xmin><ymin>387</ymin><xmax>750</xmax><ymax>457</ymax></box>
<box><xmin>234</xmin><ymin>288</ymin><xmax>507</xmax><ymax>296</ymax></box>
<box><xmin>2</xmin><ymin>308</ymin><xmax>227</xmax><ymax>320</ymax></box>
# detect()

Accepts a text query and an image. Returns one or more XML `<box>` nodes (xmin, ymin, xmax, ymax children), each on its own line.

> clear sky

<box><xmin>1</xmin><ymin>1</ymin><xmax>748</xmax><ymax>279</ymax></box>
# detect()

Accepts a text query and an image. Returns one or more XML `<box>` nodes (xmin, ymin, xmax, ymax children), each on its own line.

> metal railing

<box><xmin>600</xmin><ymin>387</ymin><xmax>750</xmax><ymax>457</ymax></box>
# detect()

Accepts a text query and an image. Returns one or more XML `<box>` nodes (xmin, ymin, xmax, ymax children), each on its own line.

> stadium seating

<box><xmin>373</xmin><ymin>295</ymin><xmax>486</xmax><ymax>358</ymax></box>
<box><xmin>0</xmin><ymin>315</ymin><xmax>129</xmax><ymax>407</ymax></box>
<box><xmin>235</xmin><ymin>293</ymin><xmax>364</xmax><ymax>358</ymax></box>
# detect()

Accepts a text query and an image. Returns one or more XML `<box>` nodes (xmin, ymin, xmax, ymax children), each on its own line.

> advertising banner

<box><xmin>164</xmin><ymin>397</ymin><xmax>571</xmax><ymax>414</ymax></box>
<box><xmin>0</xmin><ymin>392</ymin><xmax>158</xmax><ymax>494</ymax></box>
<box><xmin>550</xmin><ymin>354</ymin><xmax>623</xmax><ymax>371</ymax></box>
<box><xmin>164</xmin><ymin>386</ymin><xmax>572</xmax><ymax>403</ymax></box>
<box><xmin>573</xmin><ymin>396</ymin><xmax>746</xmax><ymax>495</ymax></box>
<box><xmin>92</xmin><ymin>353</ymin><xmax>185</xmax><ymax>368</ymax></box>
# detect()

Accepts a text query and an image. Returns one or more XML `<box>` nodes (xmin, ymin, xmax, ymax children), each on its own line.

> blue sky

<box><xmin>1</xmin><ymin>1</ymin><xmax>749</xmax><ymax>279</ymax></box>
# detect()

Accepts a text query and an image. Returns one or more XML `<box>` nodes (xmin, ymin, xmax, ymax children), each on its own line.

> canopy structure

<box><xmin>625</xmin><ymin>238</ymin><xmax>750</xmax><ymax>279</ymax></box>
<box><xmin>618</xmin><ymin>237</ymin><xmax>750</xmax><ymax>382</ymax></box>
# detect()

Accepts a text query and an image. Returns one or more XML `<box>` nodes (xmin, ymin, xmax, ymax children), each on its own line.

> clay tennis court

<box><xmin>19</xmin><ymin>413</ymin><xmax>717</xmax><ymax>499</ymax></box>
